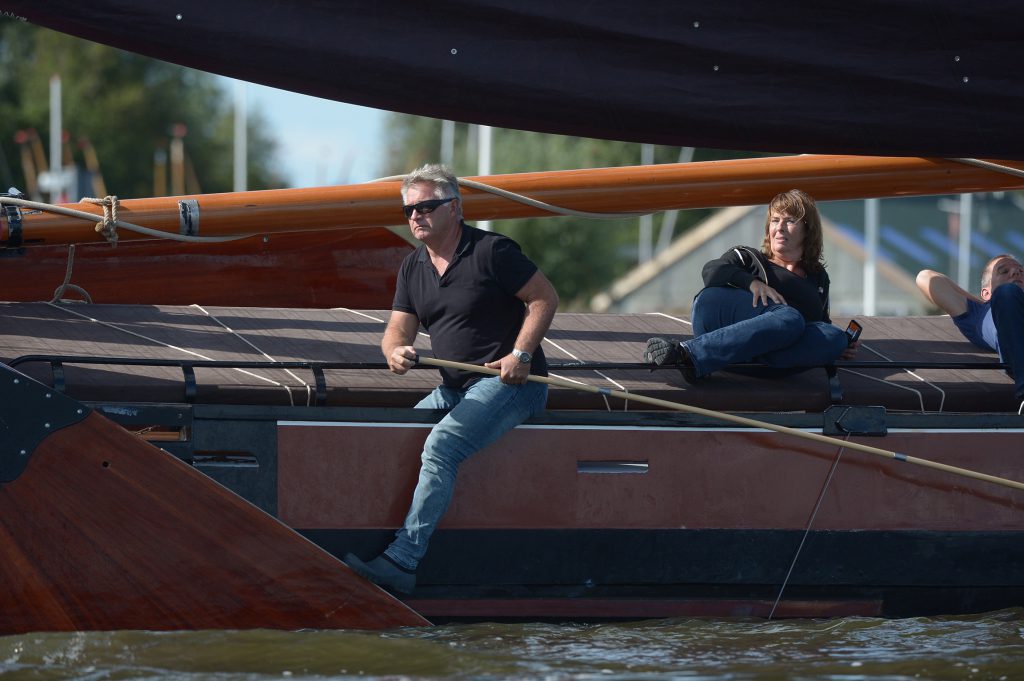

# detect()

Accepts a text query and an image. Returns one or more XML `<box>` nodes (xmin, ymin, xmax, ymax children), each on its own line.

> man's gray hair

<box><xmin>401</xmin><ymin>163</ymin><xmax>461</xmax><ymax>202</ymax></box>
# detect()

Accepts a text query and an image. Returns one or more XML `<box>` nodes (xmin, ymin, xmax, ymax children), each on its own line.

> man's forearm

<box><xmin>514</xmin><ymin>297</ymin><xmax>557</xmax><ymax>353</ymax></box>
<box><xmin>382</xmin><ymin>327</ymin><xmax>412</xmax><ymax>358</ymax></box>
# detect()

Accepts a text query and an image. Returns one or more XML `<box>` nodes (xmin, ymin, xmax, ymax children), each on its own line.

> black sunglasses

<box><xmin>402</xmin><ymin>197</ymin><xmax>456</xmax><ymax>219</ymax></box>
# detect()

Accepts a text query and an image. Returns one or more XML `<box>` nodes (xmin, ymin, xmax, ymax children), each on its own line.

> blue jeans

<box><xmin>384</xmin><ymin>376</ymin><xmax>548</xmax><ymax>570</ymax></box>
<box><xmin>990</xmin><ymin>283</ymin><xmax>1024</xmax><ymax>399</ymax></box>
<box><xmin>688</xmin><ymin>287</ymin><xmax>848</xmax><ymax>378</ymax></box>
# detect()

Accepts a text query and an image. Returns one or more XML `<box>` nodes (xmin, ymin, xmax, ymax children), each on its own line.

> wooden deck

<box><xmin>0</xmin><ymin>302</ymin><xmax>1014</xmax><ymax>413</ymax></box>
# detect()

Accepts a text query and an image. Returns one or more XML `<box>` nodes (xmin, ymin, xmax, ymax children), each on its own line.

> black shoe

<box><xmin>645</xmin><ymin>337</ymin><xmax>699</xmax><ymax>384</ymax></box>
<box><xmin>676</xmin><ymin>343</ymin><xmax>699</xmax><ymax>385</ymax></box>
<box><xmin>343</xmin><ymin>553</ymin><xmax>417</xmax><ymax>594</ymax></box>
<box><xmin>644</xmin><ymin>337</ymin><xmax>681</xmax><ymax>366</ymax></box>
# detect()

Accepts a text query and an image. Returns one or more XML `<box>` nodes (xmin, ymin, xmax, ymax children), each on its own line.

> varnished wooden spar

<box><xmin>0</xmin><ymin>410</ymin><xmax>429</xmax><ymax>634</ymax></box>
<box><xmin>7</xmin><ymin>155</ymin><xmax>1024</xmax><ymax>247</ymax></box>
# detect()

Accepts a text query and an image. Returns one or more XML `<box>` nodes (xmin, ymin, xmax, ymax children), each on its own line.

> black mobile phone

<box><xmin>845</xmin><ymin>319</ymin><xmax>863</xmax><ymax>345</ymax></box>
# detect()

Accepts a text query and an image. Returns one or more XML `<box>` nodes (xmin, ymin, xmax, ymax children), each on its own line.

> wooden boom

<box><xmin>6</xmin><ymin>155</ymin><xmax>1024</xmax><ymax>247</ymax></box>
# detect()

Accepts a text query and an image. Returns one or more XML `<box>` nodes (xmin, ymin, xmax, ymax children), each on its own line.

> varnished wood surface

<box><xmin>0</xmin><ymin>228</ymin><xmax>409</xmax><ymax>308</ymax></box>
<box><xmin>11</xmin><ymin>156</ymin><xmax>1024</xmax><ymax>246</ymax></box>
<box><xmin>278</xmin><ymin>423</ymin><xmax>1024</xmax><ymax>531</ymax></box>
<box><xmin>0</xmin><ymin>412</ymin><xmax>429</xmax><ymax>634</ymax></box>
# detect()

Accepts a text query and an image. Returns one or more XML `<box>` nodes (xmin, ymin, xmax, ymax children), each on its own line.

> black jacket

<box><xmin>700</xmin><ymin>246</ymin><xmax>831</xmax><ymax>323</ymax></box>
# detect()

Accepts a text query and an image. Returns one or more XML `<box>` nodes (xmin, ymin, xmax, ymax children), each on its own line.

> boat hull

<box><xmin>182</xmin><ymin>404</ymin><xmax>1024</xmax><ymax>620</ymax></box>
<box><xmin>2</xmin><ymin>303</ymin><xmax>1021</xmax><ymax>623</ymax></box>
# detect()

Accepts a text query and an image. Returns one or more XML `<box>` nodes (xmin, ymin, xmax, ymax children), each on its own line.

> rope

<box><xmin>190</xmin><ymin>304</ymin><xmax>311</xmax><ymax>406</ymax></box>
<box><xmin>854</xmin><ymin>343</ymin><xmax>945</xmax><ymax>413</ymax></box>
<box><xmin>541</xmin><ymin>336</ymin><xmax>627</xmax><ymax>412</ymax></box>
<box><xmin>0</xmin><ymin>196</ymin><xmax>251</xmax><ymax>244</ymax></box>
<box><xmin>49</xmin><ymin>244</ymin><xmax>93</xmax><ymax>304</ymax></box>
<box><xmin>950</xmin><ymin>158</ymin><xmax>1024</xmax><ymax>180</ymax></box>
<box><xmin>372</xmin><ymin>174</ymin><xmax>646</xmax><ymax>220</ymax></box>
<box><xmin>768</xmin><ymin>432</ymin><xmax>850</xmax><ymax>620</ymax></box>
<box><xmin>44</xmin><ymin>302</ymin><xmax>300</xmax><ymax>405</ymax></box>
<box><xmin>417</xmin><ymin>355</ymin><xmax>1024</xmax><ymax>493</ymax></box>
<box><xmin>80</xmin><ymin>195</ymin><xmax>120</xmax><ymax>244</ymax></box>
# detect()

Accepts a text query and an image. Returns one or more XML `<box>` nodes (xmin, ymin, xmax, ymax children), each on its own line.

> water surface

<box><xmin>2</xmin><ymin>609</ymin><xmax>1021</xmax><ymax>680</ymax></box>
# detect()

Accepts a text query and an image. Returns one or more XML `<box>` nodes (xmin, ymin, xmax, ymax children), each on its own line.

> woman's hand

<box><xmin>749</xmin><ymin>280</ymin><xmax>787</xmax><ymax>307</ymax></box>
<box><xmin>840</xmin><ymin>339</ymin><xmax>860</xmax><ymax>360</ymax></box>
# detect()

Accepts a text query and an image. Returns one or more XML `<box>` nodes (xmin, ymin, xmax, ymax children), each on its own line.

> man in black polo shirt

<box><xmin>344</xmin><ymin>163</ymin><xmax>559</xmax><ymax>593</ymax></box>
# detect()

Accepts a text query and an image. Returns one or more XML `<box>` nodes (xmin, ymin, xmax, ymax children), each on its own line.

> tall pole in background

<box><xmin>863</xmin><ymin>198</ymin><xmax>879</xmax><ymax>316</ymax></box>
<box><xmin>440</xmin><ymin>120</ymin><xmax>455</xmax><ymax>166</ymax></box>
<box><xmin>170</xmin><ymin>123</ymin><xmax>187</xmax><ymax>196</ymax></box>
<box><xmin>233</xmin><ymin>80</ymin><xmax>247</xmax><ymax>192</ymax></box>
<box><xmin>654</xmin><ymin>147</ymin><xmax>694</xmax><ymax>254</ymax></box>
<box><xmin>638</xmin><ymin>144</ymin><xmax>654</xmax><ymax>262</ymax></box>
<box><xmin>477</xmin><ymin>125</ymin><xmax>492</xmax><ymax>231</ymax></box>
<box><xmin>49</xmin><ymin>75</ymin><xmax>62</xmax><ymax>202</ymax></box>
<box><xmin>957</xmin><ymin>193</ymin><xmax>973</xmax><ymax>290</ymax></box>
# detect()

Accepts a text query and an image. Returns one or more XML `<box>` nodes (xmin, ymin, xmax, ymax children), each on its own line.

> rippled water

<box><xmin>2</xmin><ymin>609</ymin><xmax>1022</xmax><ymax>680</ymax></box>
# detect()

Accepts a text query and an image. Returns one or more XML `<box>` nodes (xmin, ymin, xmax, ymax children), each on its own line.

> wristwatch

<box><xmin>512</xmin><ymin>348</ymin><xmax>532</xmax><ymax>364</ymax></box>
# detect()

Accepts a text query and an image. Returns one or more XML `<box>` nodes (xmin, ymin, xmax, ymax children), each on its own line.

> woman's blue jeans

<box><xmin>688</xmin><ymin>287</ymin><xmax>848</xmax><ymax>378</ymax></box>
<box><xmin>384</xmin><ymin>376</ymin><xmax>548</xmax><ymax>570</ymax></box>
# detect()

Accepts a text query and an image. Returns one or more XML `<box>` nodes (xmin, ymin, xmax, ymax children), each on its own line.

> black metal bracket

<box><xmin>11</xmin><ymin>355</ymin><xmax>339</xmax><ymax>407</ymax></box>
<box><xmin>826</xmin><ymin>364</ymin><xmax>843</xmax><ymax>403</ymax></box>
<box><xmin>823</xmin><ymin>405</ymin><xmax>887</xmax><ymax>436</ymax></box>
<box><xmin>1</xmin><ymin>188</ymin><xmax>25</xmax><ymax>250</ymax></box>
<box><xmin>0</xmin><ymin>364</ymin><xmax>91</xmax><ymax>483</ymax></box>
<box><xmin>178</xmin><ymin>199</ymin><xmax>200</xmax><ymax>236</ymax></box>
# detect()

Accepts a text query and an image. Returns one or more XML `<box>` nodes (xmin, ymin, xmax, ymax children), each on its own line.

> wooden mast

<box><xmin>7</xmin><ymin>155</ymin><xmax>1024</xmax><ymax>248</ymax></box>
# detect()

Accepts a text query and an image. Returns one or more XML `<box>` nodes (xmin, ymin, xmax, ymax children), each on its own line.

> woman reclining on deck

<box><xmin>644</xmin><ymin>189</ymin><xmax>859</xmax><ymax>381</ymax></box>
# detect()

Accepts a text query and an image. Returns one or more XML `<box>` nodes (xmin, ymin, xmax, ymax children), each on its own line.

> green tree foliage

<box><xmin>383</xmin><ymin>114</ymin><xmax>770</xmax><ymax>308</ymax></box>
<box><xmin>0</xmin><ymin>18</ymin><xmax>284</xmax><ymax>199</ymax></box>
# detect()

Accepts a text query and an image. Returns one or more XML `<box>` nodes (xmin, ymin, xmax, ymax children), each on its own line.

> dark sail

<box><xmin>5</xmin><ymin>1</ymin><xmax>1024</xmax><ymax>158</ymax></box>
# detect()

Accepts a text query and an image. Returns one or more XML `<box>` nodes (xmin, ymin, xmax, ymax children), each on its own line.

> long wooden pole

<box><xmin>417</xmin><ymin>356</ymin><xmax>1024</xmax><ymax>493</ymax></box>
<box><xmin>6</xmin><ymin>155</ymin><xmax>1024</xmax><ymax>247</ymax></box>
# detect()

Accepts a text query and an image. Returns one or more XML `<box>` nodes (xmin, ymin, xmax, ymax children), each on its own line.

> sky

<box><xmin>235</xmin><ymin>79</ymin><xmax>388</xmax><ymax>189</ymax></box>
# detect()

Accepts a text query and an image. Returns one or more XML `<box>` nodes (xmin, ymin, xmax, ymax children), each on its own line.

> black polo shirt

<box><xmin>393</xmin><ymin>224</ymin><xmax>548</xmax><ymax>389</ymax></box>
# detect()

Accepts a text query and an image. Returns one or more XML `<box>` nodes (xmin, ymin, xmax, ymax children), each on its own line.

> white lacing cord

<box><xmin>839</xmin><ymin>369</ymin><xmax>927</xmax><ymax>413</ymax></box>
<box><xmin>371</xmin><ymin>174</ymin><xmax>646</xmax><ymax>220</ymax></box>
<box><xmin>647</xmin><ymin>311</ymin><xmax>693</xmax><ymax>327</ymax></box>
<box><xmin>1018</xmin><ymin>399</ymin><xmax>1023</xmax><ymax>416</ymax></box>
<box><xmin>541</xmin><ymin>337</ymin><xmax>625</xmax><ymax>412</ymax></box>
<box><xmin>0</xmin><ymin>196</ymin><xmax>252</xmax><ymax>244</ymax></box>
<box><xmin>334</xmin><ymin>308</ymin><xmax>430</xmax><ymax>340</ymax></box>
<box><xmin>950</xmin><ymin>158</ymin><xmax>1024</xmax><ymax>180</ymax></box>
<box><xmin>333</xmin><ymin>308</ymin><xmax>388</xmax><ymax>323</ymax></box>
<box><xmin>45</xmin><ymin>302</ymin><xmax>300</xmax><ymax>405</ymax></box>
<box><xmin>190</xmin><ymin>304</ymin><xmax>312</xmax><ymax>406</ymax></box>
<box><xmin>851</xmin><ymin>343</ymin><xmax>946</xmax><ymax>413</ymax></box>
